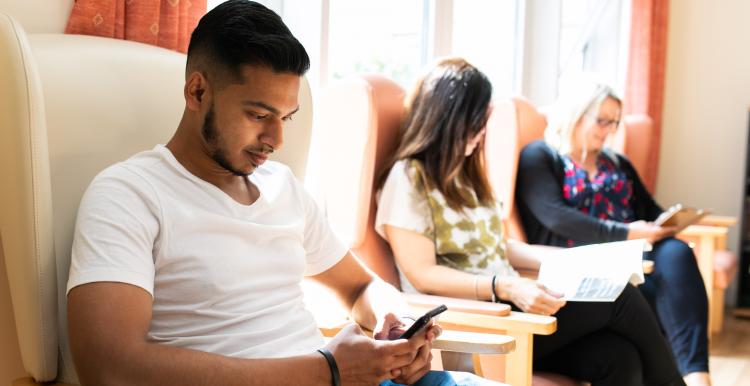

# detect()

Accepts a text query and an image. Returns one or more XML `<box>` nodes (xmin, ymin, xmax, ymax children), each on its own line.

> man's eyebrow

<box><xmin>242</xmin><ymin>101</ymin><xmax>299</xmax><ymax>117</ymax></box>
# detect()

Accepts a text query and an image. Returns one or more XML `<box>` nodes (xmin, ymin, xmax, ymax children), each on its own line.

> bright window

<box><xmin>452</xmin><ymin>0</ymin><xmax>519</xmax><ymax>96</ymax></box>
<box><xmin>557</xmin><ymin>0</ymin><xmax>630</xmax><ymax>94</ymax></box>
<box><xmin>204</xmin><ymin>0</ymin><xmax>630</xmax><ymax>103</ymax></box>
<box><xmin>326</xmin><ymin>0</ymin><xmax>426</xmax><ymax>87</ymax></box>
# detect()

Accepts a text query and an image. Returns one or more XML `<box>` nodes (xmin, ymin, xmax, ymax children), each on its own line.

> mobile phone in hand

<box><xmin>398</xmin><ymin>304</ymin><xmax>447</xmax><ymax>339</ymax></box>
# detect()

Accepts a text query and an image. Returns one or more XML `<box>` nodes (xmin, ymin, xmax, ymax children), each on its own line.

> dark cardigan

<box><xmin>515</xmin><ymin>140</ymin><xmax>663</xmax><ymax>247</ymax></box>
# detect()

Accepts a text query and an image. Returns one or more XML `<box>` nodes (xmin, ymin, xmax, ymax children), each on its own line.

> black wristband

<box><xmin>317</xmin><ymin>348</ymin><xmax>341</xmax><ymax>386</ymax></box>
<box><xmin>490</xmin><ymin>275</ymin><xmax>499</xmax><ymax>303</ymax></box>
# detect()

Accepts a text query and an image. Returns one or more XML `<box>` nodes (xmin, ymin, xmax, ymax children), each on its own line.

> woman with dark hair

<box><xmin>375</xmin><ymin>58</ymin><xmax>685</xmax><ymax>386</ymax></box>
<box><xmin>515</xmin><ymin>80</ymin><xmax>710</xmax><ymax>386</ymax></box>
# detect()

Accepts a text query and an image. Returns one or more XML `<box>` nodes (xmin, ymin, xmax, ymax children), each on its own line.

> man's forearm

<box><xmin>77</xmin><ymin>342</ymin><xmax>330</xmax><ymax>386</ymax></box>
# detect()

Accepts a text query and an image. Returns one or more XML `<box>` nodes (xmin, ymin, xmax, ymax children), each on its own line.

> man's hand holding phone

<box><xmin>373</xmin><ymin>305</ymin><xmax>446</xmax><ymax>384</ymax></box>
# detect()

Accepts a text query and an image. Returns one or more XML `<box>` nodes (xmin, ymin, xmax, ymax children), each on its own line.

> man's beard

<box><xmin>201</xmin><ymin>104</ymin><xmax>253</xmax><ymax>177</ymax></box>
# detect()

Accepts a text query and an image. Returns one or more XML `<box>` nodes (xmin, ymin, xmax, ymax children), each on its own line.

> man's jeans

<box><xmin>380</xmin><ymin>371</ymin><xmax>502</xmax><ymax>386</ymax></box>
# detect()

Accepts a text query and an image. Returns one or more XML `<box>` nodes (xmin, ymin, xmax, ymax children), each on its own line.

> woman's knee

<box><xmin>651</xmin><ymin>238</ymin><xmax>705</xmax><ymax>285</ymax></box>
<box><xmin>619</xmin><ymin>283</ymin><xmax>643</xmax><ymax>302</ymax></box>
<box><xmin>614</xmin><ymin>284</ymin><xmax>660</xmax><ymax>324</ymax></box>
<box><xmin>653</xmin><ymin>238</ymin><xmax>695</xmax><ymax>264</ymax></box>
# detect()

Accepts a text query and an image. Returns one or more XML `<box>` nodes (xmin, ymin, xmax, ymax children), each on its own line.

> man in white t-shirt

<box><xmin>67</xmin><ymin>1</ymin><xmax>499</xmax><ymax>386</ymax></box>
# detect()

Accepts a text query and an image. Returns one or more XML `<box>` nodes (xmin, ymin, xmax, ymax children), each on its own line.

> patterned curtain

<box><xmin>65</xmin><ymin>0</ymin><xmax>207</xmax><ymax>53</ymax></box>
<box><xmin>623</xmin><ymin>0</ymin><xmax>669</xmax><ymax>194</ymax></box>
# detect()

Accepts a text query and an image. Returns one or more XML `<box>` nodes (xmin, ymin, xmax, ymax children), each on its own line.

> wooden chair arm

<box><xmin>681</xmin><ymin>225</ymin><xmax>729</xmax><ymax>238</ymax></box>
<box><xmin>304</xmin><ymin>279</ymin><xmax>554</xmax><ymax>335</ymax></box>
<box><xmin>697</xmin><ymin>215</ymin><xmax>737</xmax><ymax>228</ymax></box>
<box><xmin>404</xmin><ymin>293</ymin><xmax>511</xmax><ymax>316</ymax></box>
<box><xmin>414</xmin><ymin>309</ymin><xmax>557</xmax><ymax>335</ymax></box>
<box><xmin>318</xmin><ymin>322</ymin><xmax>516</xmax><ymax>355</ymax></box>
<box><xmin>433</xmin><ymin>330</ymin><xmax>515</xmax><ymax>354</ymax></box>
<box><xmin>403</xmin><ymin>291</ymin><xmax>556</xmax><ymax>335</ymax></box>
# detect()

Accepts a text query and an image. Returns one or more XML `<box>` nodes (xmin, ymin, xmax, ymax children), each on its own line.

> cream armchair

<box><xmin>0</xmin><ymin>12</ymin><xmax>311</xmax><ymax>385</ymax></box>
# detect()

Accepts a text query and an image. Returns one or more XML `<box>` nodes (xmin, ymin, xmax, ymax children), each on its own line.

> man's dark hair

<box><xmin>187</xmin><ymin>0</ymin><xmax>310</xmax><ymax>85</ymax></box>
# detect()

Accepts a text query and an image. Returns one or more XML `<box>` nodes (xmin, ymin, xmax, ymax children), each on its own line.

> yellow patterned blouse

<box><xmin>375</xmin><ymin>159</ymin><xmax>518</xmax><ymax>293</ymax></box>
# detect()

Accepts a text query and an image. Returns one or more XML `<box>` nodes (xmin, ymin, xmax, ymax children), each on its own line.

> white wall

<box><xmin>658</xmin><ymin>0</ymin><xmax>750</xmax><ymax>305</ymax></box>
<box><xmin>0</xmin><ymin>0</ymin><xmax>73</xmax><ymax>33</ymax></box>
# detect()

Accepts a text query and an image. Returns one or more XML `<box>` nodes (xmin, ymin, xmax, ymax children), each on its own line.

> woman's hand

<box><xmin>500</xmin><ymin>277</ymin><xmax>566</xmax><ymax>315</ymax></box>
<box><xmin>627</xmin><ymin>220</ymin><xmax>676</xmax><ymax>244</ymax></box>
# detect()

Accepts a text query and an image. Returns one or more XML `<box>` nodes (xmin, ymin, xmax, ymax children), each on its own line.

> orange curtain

<box><xmin>65</xmin><ymin>0</ymin><xmax>207</xmax><ymax>53</ymax></box>
<box><xmin>624</xmin><ymin>0</ymin><xmax>669</xmax><ymax>193</ymax></box>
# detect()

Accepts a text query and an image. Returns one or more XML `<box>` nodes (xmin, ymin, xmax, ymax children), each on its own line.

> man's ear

<box><xmin>185</xmin><ymin>71</ymin><xmax>210</xmax><ymax>112</ymax></box>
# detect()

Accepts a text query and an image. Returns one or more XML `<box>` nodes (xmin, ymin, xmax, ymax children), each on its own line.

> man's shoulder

<box><xmin>88</xmin><ymin>147</ymin><xmax>169</xmax><ymax>195</ymax></box>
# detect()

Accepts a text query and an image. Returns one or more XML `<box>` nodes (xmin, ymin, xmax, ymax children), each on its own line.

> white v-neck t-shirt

<box><xmin>68</xmin><ymin>145</ymin><xmax>348</xmax><ymax>358</ymax></box>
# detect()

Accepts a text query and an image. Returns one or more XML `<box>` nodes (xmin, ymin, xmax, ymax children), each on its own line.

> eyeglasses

<box><xmin>586</xmin><ymin>114</ymin><xmax>620</xmax><ymax>130</ymax></box>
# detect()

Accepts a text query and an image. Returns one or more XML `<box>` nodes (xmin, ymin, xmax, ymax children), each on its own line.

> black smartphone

<box><xmin>398</xmin><ymin>304</ymin><xmax>448</xmax><ymax>339</ymax></box>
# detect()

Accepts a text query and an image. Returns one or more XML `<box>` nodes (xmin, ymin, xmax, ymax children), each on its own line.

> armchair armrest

<box><xmin>402</xmin><ymin>291</ymin><xmax>557</xmax><ymax>334</ymax></box>
<box><xmin>681</xmin><ymin>224</ymin><xmax>729</xmax><ymax>238</ymax></box>
<box><xmin>429</xmin><ymin>310</ymin><xmax>557</xmax><ymax>335</ymax></box>
<box><xmin>318</xmin><ymin>321</ymin><xmax>516</xmax><ymax>355</ymax></box>
<box><xmin>404</xmin><ymin>293</ymin><xmax>510</xmax><ymax>316</ymax></box>
<box><xmin>697</xmin><ymin>215</ymin><xmax>737</xmax><ymax>228</ymax></box>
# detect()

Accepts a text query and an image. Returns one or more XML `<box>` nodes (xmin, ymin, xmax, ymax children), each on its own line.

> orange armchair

<box><xmin>488</xmin><ymin>99</ymin><xmax>736</xmax><ymax>335</ymax></box>
<box><xmin>312</xmin><ymin>75</ymin><xmax>561</xmax><ymax>386</ymax></box>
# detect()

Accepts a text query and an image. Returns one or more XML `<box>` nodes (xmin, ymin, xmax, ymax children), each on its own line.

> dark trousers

<box><xmin>641</xmin><ymin>237</ymin><xmax>709</xmax><ymax>375</ymax></box>
<box><xmin>531</xmin><ymin>284</ymin><xmax>685</xmax><ymax>386</ymax></box>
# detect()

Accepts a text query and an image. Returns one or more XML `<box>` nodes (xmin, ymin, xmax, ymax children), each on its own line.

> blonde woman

<box><xmin>376</xmin><ymin>59</ymin><xmax>685</xmax><ymax>386</ymax></box>
<box><xmin>515</xmin><ymin>81</ymin><xmax>709</xmax><ymax>386</ymax></box>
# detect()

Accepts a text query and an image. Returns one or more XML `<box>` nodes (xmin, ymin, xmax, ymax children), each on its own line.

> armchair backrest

<box><xmin>611</xmin><ymin>114</ymin><xmax>657</xmax><ymax>194</ymax></box>
<box><xmin>0</xmin><ymin>13</ymin><xmax>313</xmax><ymax>383</ymax></box>
<box><xmin>485</xmin><ymin>97</ymin><xmax>548</xmax><ymax>242</ymax></box>
<box><xmin>313</xmin><ymin>75</ymin><xmax>405</xmax><ymax>288</ymax></box>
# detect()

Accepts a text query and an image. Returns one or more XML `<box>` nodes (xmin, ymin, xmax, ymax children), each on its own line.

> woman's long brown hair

<box><xmin>377</xmin><ymin>58</ymin><xmax>495</xmax><ymax>210</ymax></box>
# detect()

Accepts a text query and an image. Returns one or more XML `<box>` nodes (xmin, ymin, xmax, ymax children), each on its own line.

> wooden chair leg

<box><xmin>711</xmin><ymin>287</ymin><xmax>725</xmax><ymax>334</ymax></box>
<box><xmin>473</xmin><ymin>353</ymin><xmax>505</xmax><ymax>382</ymax></box>
<box><xmin>472</xmin><ymin>331</ymin><xmax>532</xmax><ymax>386</ymax></box>
<box><xmin>505</xmin><ymin>331</ymin><xmax>533</xmax><ymax>386</ymax></box>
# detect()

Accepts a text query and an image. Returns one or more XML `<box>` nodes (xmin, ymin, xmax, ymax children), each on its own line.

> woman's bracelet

<box><xmin>473</xmin><ymin>275</ymin><xmax>480</xmax><ymax>300</ymax></box>
<box><xmin>490</xmin><ymin>275</ymin><xmax>499</xmax><ymax>303</ymax></box>
<box><xmin>317</xmin><ymin>348</ymin><xmax>341</xmax><ymax>386</ymax></box>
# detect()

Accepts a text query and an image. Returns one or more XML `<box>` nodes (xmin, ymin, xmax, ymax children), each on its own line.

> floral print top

<box><xmin>561</xmin><ymin>153</ymin><xmax>635</xmax><ymax>246</ymax></box>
